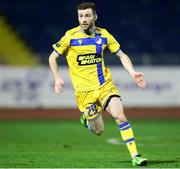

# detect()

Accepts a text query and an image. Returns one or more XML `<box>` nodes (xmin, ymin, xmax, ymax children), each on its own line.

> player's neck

<box><xmin>80</xmin><ymin>25</ymin><xmax>96</xmax><ymax>36</ymax></box>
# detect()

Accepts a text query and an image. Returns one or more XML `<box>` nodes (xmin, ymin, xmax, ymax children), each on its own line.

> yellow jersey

<box><xmin>52</xmin><ymin>26</ymin><xmax>120</xmax><ymax>91</ymax></box>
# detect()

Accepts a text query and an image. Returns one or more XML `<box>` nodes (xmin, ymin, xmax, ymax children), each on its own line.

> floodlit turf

<box><xmin>0</xmin><ymin>119</ymin><xmax>180</xmax><ymax>168</ymax></box>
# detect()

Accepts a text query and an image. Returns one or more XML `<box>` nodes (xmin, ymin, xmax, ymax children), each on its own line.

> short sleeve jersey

<box><xmin>53</xmin><ymin>26</ymin><xmax>120</xmax><ymax>91</ymax></box>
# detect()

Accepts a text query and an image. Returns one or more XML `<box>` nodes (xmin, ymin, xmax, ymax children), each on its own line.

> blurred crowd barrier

<box><xmin>0</xmin><ymin>16</ymin><xmax>39</xmax><ymax>65</ymax></box>
<box><xmin>0</xmin><ymin>66</ymin><xmax>179</xmax><ymax>108</ymax></box>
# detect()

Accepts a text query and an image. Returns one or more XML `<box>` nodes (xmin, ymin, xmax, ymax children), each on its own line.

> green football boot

<box><xmin>132</xmin><ymin>155</ymin><xmax>148</xmax><ymax>166</ymax></box>
<box><xmin>80</xmin><ymin>114</ymin><xmax>88</xmax><ymax>128</ymax></box>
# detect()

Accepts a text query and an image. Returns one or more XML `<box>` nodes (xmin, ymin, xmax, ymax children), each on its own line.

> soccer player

<box><xmin>49</xmin><ymin>2</ymin><xmax>148</xmax><ymax>166</ymax></box>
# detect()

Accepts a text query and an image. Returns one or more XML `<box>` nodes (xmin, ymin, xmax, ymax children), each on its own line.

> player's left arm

<box><xmin>116</xmin><ymin>50</ymin><xmax>146</xmax><ymax>89</ymax></box>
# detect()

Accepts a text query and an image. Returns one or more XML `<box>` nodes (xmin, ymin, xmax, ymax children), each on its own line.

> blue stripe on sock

<box><xmin>124</xmin><ymin>137</ymin><xmax>135</xmax><ymax>143</ymax></box>
<box><xmin>120</xmin><ymin>125</ymin><xmax>131</xmax><ymax>130</ymax></box>
<box><xmin>119</xmin><ymin>122</ymin><xmax>130</xmax><ymax>129</ymax></box>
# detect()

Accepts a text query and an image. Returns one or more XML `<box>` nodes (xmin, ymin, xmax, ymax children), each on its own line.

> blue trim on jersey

<box><xmin>124</xmin><ymin>137</ymin><xmax>135</xmax><ymax>143</ymax></box>
<box><xmin>70</xmin><ymin>37</ymin><xmax>107</xmax><ymax>46</ymax></box>
<box><xmin>97</xmin><ymin>63</ymin><xmax>105</xmax><ymax>85</ymax></box>
<box><xmin>95</xmin><ymin>33</ymin><xmax>105</xmax><ymax>85</ymax></box>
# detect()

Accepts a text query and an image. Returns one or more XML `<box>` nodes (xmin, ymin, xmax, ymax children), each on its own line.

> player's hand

<box><xmin>131</xmin><ymin>72</ymin><xmax>146</xmax><ymax>89</ymax></box>
<box><xmin>54</xmin><ymin>78</ymin><xmax>64</xmax><ymax>95</ymax></box>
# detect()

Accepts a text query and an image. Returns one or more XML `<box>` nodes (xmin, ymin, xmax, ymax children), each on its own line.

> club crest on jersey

<box><xmin>77</xmin><ymin>53</ymin><xmax>102</xmax><ymax>65</ymax></box>
<box><xmin>96</xmin><ymin>38</ymin><xmax>102</xmax><ymax>45</ymax></box>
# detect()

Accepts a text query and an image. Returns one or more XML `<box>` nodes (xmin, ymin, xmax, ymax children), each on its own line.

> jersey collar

<box><xmin>79</xmin><ymin>26</ymin><xmax>101</xmax><ymax>37</ymax></box>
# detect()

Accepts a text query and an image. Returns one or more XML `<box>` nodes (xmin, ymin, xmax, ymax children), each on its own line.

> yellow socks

<box><xmin>118</xmin><ymin>122</ymin><xmax>138</xmax><ymax>158</ymax></box>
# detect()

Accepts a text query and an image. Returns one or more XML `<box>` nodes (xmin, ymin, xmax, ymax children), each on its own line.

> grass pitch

<box><xmin>0</xmin><ymin>119</ymin><xmax>180</xmax><ymax>168</ymax></box>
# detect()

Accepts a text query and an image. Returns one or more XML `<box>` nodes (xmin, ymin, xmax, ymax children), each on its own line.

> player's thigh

<box><xmin>106</xmin><ymin>97</ymin><xmax>127</xmax><ymax>122</ymax></box>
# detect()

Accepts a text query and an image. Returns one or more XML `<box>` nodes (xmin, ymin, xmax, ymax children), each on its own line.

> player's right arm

<box><xmin>49</xmin><ymin>51</ymin><xmax>64</xmax><ymax>95</ymax></box>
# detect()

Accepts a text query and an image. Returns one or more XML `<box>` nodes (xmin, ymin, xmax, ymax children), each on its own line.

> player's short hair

<box><xmin>76</xmin><ymin>2</ymin><xmax>96</xmax><ymax>15</ymax></box>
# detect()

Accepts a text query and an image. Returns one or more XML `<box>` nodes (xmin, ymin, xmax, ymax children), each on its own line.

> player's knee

<box><xmin>94</xmin><ymin>128</ymin><xmax>103</xmax><ymax>136</ymax></box>
<box><xmin>115</xmin><ymin>114</ymin><xmax>127</xmax><ymax>123</ymax></box>
<box><xmin>91</xmin><ymin>127</ymin><xmax>104</xmax><ymax>136</ymax></box>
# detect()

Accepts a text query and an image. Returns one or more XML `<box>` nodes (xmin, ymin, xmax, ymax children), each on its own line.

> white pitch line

<box><xmin>106</xmin><ymin>137</ymin><xmax>171</xmax><ymax>147</ymax></box>
<box><xmin>106</xmin><ymin>138</ymin><xmax>121</xmax><ymax>145</ymax></box>
<box><xmin>106</xmin><ymin>138</ymin><xmax>145</xmax><ymax>146</ymax></box>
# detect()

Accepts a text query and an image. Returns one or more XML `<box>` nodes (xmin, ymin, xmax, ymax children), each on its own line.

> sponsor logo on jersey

<box><xmin>77</xmin><ymin>53</ymin><xmax>102</xmax><ymax>65</ymax></box>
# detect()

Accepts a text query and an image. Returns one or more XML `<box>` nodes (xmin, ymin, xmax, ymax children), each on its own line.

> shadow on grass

<box><xmin>110</xmin><ymin>159</ymin><xmax>179</xmax><ymax>167</ymax></box>
<box><xmin>150</xmin><ymin>160</ymin><xmax>179</xmax><ymax>164</ymax></box>
<box><xmin>111</xmin><ymin>160</ymin><xmax>130</xmax><ymax>164</ymax></box>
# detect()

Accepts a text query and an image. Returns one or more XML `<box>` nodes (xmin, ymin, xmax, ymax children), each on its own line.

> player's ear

<box><xmin>95</xmin><ymin>14</ymin><xmax>98</xmax><ymax>21</ymax></box>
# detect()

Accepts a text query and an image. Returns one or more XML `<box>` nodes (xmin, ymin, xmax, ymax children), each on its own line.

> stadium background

<box><xmin>0</xmin><ymin>0</ymin><xmax>179</xmax><ymax>119</ymax></box>
<box><xmin>0</xmin><ymin>0</ymin><xmax>180</xmax><ymax>168</ymax></box>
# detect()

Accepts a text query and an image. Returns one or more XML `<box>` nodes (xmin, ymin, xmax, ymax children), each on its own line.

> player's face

<box><xmin>78</xmin><ymin>8</ymin><xmax>97</xmax><ymax>32</ymax></box>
